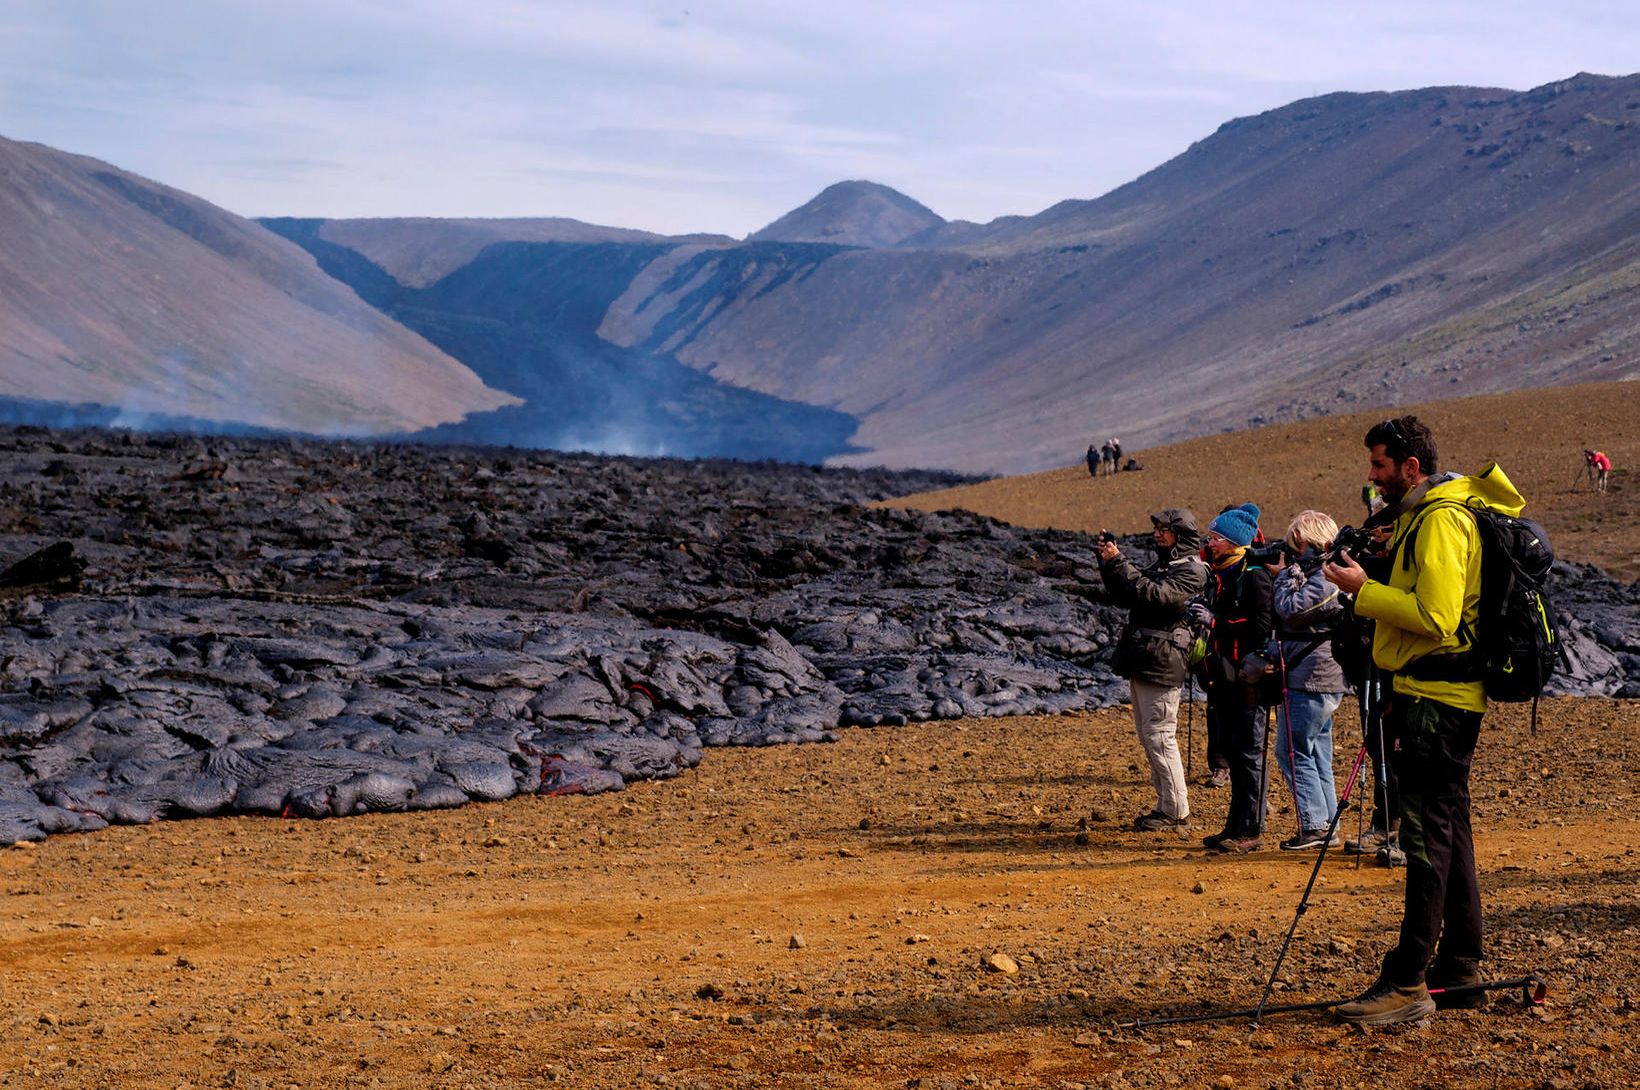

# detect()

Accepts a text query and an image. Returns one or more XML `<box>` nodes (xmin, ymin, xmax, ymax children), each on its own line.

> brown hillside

<box><xmin>0</xmin><ymin>135</ymin><xmax>517</xmax><ymax>433</ymax></box>
<box><xmin>887</xmin><ymin>380</ymin><xmax>1640</xmax><ymax>580</ymax></box>
<box><xmin>604</xmin><ymin>74</ymin><xmax>1640</xmax><ymax>475</ymax></box>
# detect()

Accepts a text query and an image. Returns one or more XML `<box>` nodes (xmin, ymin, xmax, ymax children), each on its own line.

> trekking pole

<box><xmin>1249</xmin><ymin>742</ymin><xmax>1371</xmax><ymax>1027</ymax></box>
<box><xmin>1185</xmin><ymin>676</ymin><xmax>1195</xmax><ymax>777</ymax></box>
<box><xmin>1118</xmin><ymin>974</ymin><xmax>1547</xmax><ymax>1030</ymax></box>
<box><xmin>1275</xmin><ymin>645</ymin><xmax>1298</xmax><ymax>833</ymax></box>
<box><xmin>1353</xmin><ymin>670</ymin><xmax>1375</xmax><ymax>871</ymax></box>
<box><xmin>1258</xmin><ymin>704</ymin><xmax>1273</xmax><ymax>835</ymax></box>
<box><xmin>1372</xmin><ymin>668</ymin><xmax>1404</xmax><ymax>867</ymax></box>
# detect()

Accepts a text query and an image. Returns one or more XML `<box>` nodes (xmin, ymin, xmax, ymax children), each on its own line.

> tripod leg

<box><xmin>1252</xmin><ymin>743</ymin><xmax>1371</xmax><ymax>1025</ymax></box>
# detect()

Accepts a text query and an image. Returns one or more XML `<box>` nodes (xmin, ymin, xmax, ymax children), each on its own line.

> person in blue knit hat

<box><xmin>1209</xmin><ymin>504</ymin><xmax>1261</xmax><ymax>548</ymax></box>
<box><xmin>1198</xmin><ymin>502</ymin><xmax>1274</xmax><ymax>853</ymax></box>
<box><xmin>1192</xmin><ymin>501</ymin><xmax>1263</xmax><ymax>788</ymax></box>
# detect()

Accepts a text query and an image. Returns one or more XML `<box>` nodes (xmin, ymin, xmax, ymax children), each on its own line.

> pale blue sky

<box><xmin>2</xmin><ymin>1</ymin><xmax>1635</xmax><ymax>236</ymax></box>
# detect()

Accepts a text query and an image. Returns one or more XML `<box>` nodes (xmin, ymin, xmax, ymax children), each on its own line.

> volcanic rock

<box><xmin>0</xmin><ymin>425</ymin><xmax>1627</xmax><ymax>843</ymax></box>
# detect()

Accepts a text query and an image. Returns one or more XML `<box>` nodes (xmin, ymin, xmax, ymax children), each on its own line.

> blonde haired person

<box><xmin>1266</xmin><ymin>510</ymin><xmax>1350</xmax><ymax>851</ymax></box>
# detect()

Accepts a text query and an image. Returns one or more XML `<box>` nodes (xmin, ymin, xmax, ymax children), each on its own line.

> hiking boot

<box><xmin>1345</xmin><ymin>826</ymin><xmax>1397</xmax><ymax>854</ymax></box>
<box><xmin>1201</xmin><ymin>829</ymin><xmax>1230</xmax><ymax>850</ymax></box>
<box><xmin>1376</xmin><ymin>843</ymin><xmax>1407</xmax><ymax>868</ymax></box>
<box><xmin>1428</xmin><ymin>963</ymin><xmax>1487</xmax><ymax>1010</ymax></box>
<box><xmin>1334</xmin><ymin>981</ymin><xmax>1435</xmax><ymax>1026</ymax></box>
<box><xmin>1134</xmin><ymin>810</ymin><xmax>1189</xmax><ymax>832</ymax></box>
<box><xmin>1279</xmin><ymin>828</ymin><xmax>1340</xmax><ymax>851</ymax></box>
<box><xmin>1200</xmin><ymin>769</ymin><xmax>1229</xmax><ymax>789</ymax></box>
<box><xmin>1214</xmin><ymin>834</ymin><xmax>1263</xmax><ymax>854</ymax></box>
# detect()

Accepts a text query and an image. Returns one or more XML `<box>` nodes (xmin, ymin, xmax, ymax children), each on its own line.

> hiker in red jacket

<box><xmin>1591</xmin><ymin>450</ymin><xmax>1612</xmax><ymax>493</ymax></box>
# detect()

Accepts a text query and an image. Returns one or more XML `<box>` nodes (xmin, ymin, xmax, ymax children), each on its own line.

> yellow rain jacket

<box><xmin>1353</xmin><ymin>463</ymin><xmax>1527</xmax><ymax>714</ymax></box>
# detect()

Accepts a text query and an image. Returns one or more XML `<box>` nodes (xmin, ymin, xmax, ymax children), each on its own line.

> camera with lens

<box><xmin>1327</xmin><ymin>524</ymin><xmax>1377</xmax><ymax>564</ymax></box>
<box><xmin>1244</xmin><ymin>540</ymin><xmax>1291</xmax><ymax>567</ymax></box>
<box><xmin>1095</xmin><ymin>528</ymin><xmax>1118</xmax><ymax>546</ymax></box>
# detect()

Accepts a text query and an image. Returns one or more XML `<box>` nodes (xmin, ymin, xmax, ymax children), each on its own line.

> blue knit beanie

<box><xmin>1209</xmin><ymin>503</ymin><xmax>1261</xmax><ymax>547</ymax></box>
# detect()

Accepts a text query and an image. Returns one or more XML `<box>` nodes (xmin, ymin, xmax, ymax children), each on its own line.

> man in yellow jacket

<box><xmin>1323</xmin><ymin>415</ymin><xmax>1526</xmax><ymax>1026</ymax></box>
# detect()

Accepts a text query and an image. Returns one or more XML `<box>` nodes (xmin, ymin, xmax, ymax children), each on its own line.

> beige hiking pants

<box><xmin>1131</xmin><ymin>678</ymin><xmax>1189</xmax><ymax>821</ymax></box>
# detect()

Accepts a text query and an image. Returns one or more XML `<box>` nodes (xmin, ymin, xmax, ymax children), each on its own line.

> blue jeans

<box><xmin>1276</xmin><ymin>691</ymin><xmax>1342</xmax><ymax>832</ymax></box>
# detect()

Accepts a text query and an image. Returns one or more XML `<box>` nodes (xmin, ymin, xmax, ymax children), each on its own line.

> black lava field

<box><xmin>0</xmin><ymin>427</ymin><xmax>1633</xmax><ymax>843</ymax></box>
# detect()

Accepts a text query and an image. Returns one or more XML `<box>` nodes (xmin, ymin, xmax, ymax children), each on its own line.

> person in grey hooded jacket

<box><xmin>1096</xmin><ymin>509</ymin><xmax>1208</xmax><ymax>830</ymax></box>
<box><xmin>1269</xmin><ymin>510</ymin><xmax>1351</xmax><ymax>850</ymax></box>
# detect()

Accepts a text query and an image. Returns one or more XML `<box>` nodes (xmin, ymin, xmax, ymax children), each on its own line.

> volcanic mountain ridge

<box><xmin>290</xmin><ymin>72</ymin><xmax>1640</xmax><ymax>474</ymax></box>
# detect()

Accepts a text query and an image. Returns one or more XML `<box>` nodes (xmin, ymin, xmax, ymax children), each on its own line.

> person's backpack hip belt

<box><xmin>1399</xmin><ymin>650</ymin><xmax>1483</xmax><ymax>684</ymax></box>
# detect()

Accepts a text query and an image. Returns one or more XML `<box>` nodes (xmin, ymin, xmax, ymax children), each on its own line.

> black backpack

<box><xmin>1328</xmin><ymin>602</ymin><xmax>1375</xmax><ymax>691</ymax></box>
<box><xmin>1397</xmin><ymin>497</ymin><xmax>1561</xmax><ymax>719</ymax></box>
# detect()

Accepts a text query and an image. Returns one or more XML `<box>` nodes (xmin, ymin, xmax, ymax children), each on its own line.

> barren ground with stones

<box><xmin>3</xmin><ymin>697</ymin><xmax>1635</xmax><ymax>1090</ymax></box>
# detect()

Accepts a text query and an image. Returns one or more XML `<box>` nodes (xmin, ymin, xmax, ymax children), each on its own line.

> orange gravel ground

<box><xmin>2</xmin><ymin>698</ymin><xmax>1635</xmax><ymax>1090</ymax></box>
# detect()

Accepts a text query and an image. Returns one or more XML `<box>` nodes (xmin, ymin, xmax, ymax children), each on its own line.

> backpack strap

<box><xmin>1392</xmin><ymin>497</ymin><xmax>1468</xmax><ymax>571</ymax></box>
<box><xmin>1390</xmin><ymin>497</ymin><xmax>1483</xmax><ymax>683</ymax></box>
<box><xmin>1277</xmin><ymin>635</ymin><xmax>1329</xmax><ymax>674</ymax></box>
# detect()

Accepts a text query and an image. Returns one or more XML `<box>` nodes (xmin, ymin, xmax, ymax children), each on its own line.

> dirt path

<box><xmin>3</xmin><ymin>699</ymin><xmax>1636</xmax><ymax>1089</ymax></box>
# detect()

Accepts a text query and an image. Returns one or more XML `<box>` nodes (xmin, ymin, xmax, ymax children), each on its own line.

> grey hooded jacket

<box><xmin>1272</xmin><ymin>562</ymin><xmax>1350</xmax><ymax>694</ymax></box>
<box><xmin>1098</xmin><ymin>508</ymin><xmax>1208</xmax><ymax>688</ymax></box>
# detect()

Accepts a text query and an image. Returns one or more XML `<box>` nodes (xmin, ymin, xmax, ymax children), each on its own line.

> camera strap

<box><xmin>1276</xmin><ymin>635</ymin><xmax>1329</xmax><ymax>674</ymax></box>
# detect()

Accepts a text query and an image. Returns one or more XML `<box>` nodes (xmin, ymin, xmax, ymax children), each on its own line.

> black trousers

<box><xmin>1207</xmin><ymin>687</ymin><xmax>1266</xmax><ymax>837</ymax></box>
<box><xmin>1382</xmin><ymin>695</ymin><xmax>1485</xmax><ymax>986</ymax></box>
<box><xmin>1204</xmin><ymin>687</ymin><xmax>1233</xmax><ymax>773</ymax></box>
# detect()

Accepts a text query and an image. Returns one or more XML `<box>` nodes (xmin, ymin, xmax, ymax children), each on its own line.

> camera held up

<box><xmin>1244</xmin><ymin>540</ymin><xmax>1291</xmax><ymax>567</ymax></box>
<box><xmin>1328</xmin><ymin>524</ymin><xmax>1379</xmax><ymax>566</ymax></box>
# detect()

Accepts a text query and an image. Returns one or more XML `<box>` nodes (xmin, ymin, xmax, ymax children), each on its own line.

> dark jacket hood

<box><xmin>1151</xmin><ymin>508</ymin><xmax>1202</xmax><ymax>558</ymax></box>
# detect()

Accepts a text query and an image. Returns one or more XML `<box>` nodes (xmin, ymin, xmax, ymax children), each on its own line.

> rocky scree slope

<box><xmin>614</xmin><ymin>74</ymin><xmax>1640</xmax><ymax>474</ymax></box>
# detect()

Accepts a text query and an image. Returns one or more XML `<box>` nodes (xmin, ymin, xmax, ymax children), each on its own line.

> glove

<box><xmin>1187</xmin><ymin>601</ymin><xmax>1215</xmax><ymax>630</ymax></box>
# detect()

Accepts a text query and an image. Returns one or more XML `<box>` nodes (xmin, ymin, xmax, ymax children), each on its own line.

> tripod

<box><xmin>1251</xmin><ymin>665</ymin><xmax>1397</xmax><ymax>1023</ymax></box>
<box><xmin>1119</xmin><ymin>670</ymin><xmax>1392</xmax><ymax>1031</ymax></box>
<box><xmin>1572</xmin><ymin>457</ymin><xmax>1596</xmax><ymax>491</ymax></box>
<box><xmin>1250</xmin><ymin>740</ymin><xmax>1368</xmax><ymax>1023</ymax></box>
